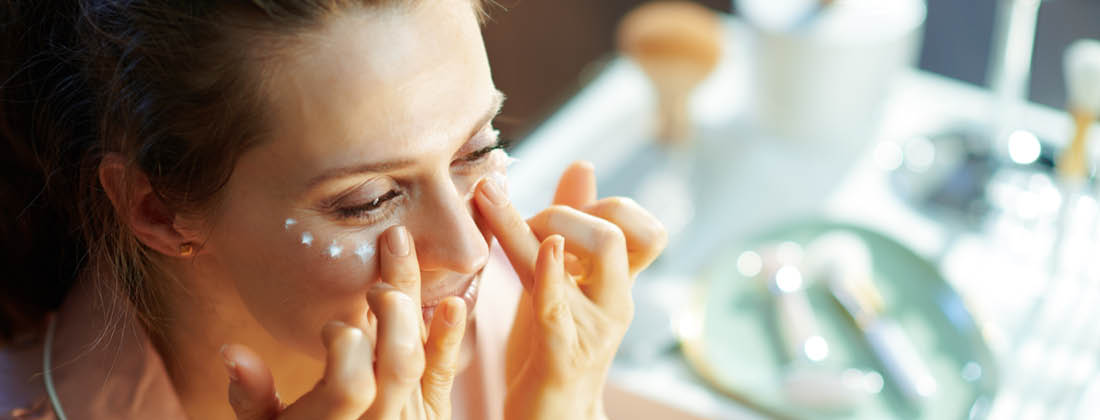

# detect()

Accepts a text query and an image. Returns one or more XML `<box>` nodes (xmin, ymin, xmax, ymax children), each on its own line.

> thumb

<box><xmin>222</xmin><ymin>344</ymin><xmax>282</xmax><ymax>420</ymax></box>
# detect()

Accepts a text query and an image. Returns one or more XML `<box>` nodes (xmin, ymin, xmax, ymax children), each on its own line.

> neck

<box><xmin>149</xmin><ymin>268</ymin><xmax>323</xmax><ymax>420</ymax></box>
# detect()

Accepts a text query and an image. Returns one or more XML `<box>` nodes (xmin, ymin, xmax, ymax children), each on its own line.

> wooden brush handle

<box><xmin>1058</xmin><ymin>109</ymin><xmax>1095</xmax><ymax>180</ymax></box>
<box><xmin>617</xmin><ymin>1</ymin><xmax>722</xmax><ymax>145</ymax></box>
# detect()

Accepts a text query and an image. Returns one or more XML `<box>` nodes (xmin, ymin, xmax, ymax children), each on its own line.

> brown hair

<box><xmin>0</xmin><ymin>0</ymin><xmax>487</xmax><ymax>345</ymax></box>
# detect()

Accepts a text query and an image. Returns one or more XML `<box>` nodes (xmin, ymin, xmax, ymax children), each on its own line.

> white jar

<box><xmin>737</xmin><ymin>0</ymin><xmax>928</xmax><ymax>143</ymax></box>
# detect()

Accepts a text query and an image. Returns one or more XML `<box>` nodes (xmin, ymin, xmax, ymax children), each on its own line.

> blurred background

<box><xmin>483</xmin><ymin>0</ymin><xmax>1100</xmax><ymax>419</ymax></box>
<box><xmin>482</xmin><ymin>0</ymin><xmax>1100</xmax><ymax>140</ymax></box>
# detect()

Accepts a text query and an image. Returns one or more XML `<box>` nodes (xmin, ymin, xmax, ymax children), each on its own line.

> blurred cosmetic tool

<box><xmin>805</xmin><ymin>232</ymin><xmax>937</xmax><ymax>407</ymax></box>
<box><xmin>617</xmin><ymin>1</ymin><xmax>721</xmax><ymax>242</ymax></box>
<box><xmin>618</xmin><ymin>1</ymin><xmax>721</xmax><ymax>145</ymax></box>
<box><xmin>758</xmin><ymin>243</ymin><xmax>879</xmax><ymax>412</ymax></box>
<box><xmin>761</xmin><ymin>245</ymin><xmax>828</xmax><ymax>365</ymax></box>
<box><xmin>1050</xmin><ymin>39</ymin><xmax>1100</xmax><ymax>276</ymax></box>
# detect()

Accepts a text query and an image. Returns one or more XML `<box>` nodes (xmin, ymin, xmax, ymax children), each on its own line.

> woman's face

<box><xmin>197</xmin><ymin>1</ymin><xmax>500</xmax><ymax>358</ymax></box>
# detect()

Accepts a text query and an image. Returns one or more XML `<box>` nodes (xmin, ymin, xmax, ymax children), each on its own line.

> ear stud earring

<box><xmin>179</xmin><ymin>243</ymin><xmax>195</xmax><ymax>257</ymax></box>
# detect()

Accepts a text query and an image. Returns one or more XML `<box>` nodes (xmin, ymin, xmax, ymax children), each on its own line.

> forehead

<box><xmin>252</xmin><ymin>1</ymin><xmax>494</xmax><ymax>175</ymax></box>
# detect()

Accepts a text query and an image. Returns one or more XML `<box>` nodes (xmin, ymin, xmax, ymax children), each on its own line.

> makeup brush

<box><xmin>1050</xmin><ymin>39</ymin><xmax>1100</xmax><ymax>276</ymax></box>
<box><xmin>805</xmin><ymin>232</ymin><xmax>937</xmax><ymax>406</ymax></box>
<box><xmin>753</xmin><ymin>243</ymin><xmax>877</xmax><ymax>412</ymax></box>
<box><xmin>617</xmin><ymin>1</ymin><xmax>722</xmax><ymax>144</ymax></box>
<box><xmin>1057</xmin><ymin>39</ymin><xmax>1100</xmax><ymax>182</ymax></box>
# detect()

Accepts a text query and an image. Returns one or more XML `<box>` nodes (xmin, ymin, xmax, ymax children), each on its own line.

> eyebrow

<box><xmin>304</xmin><ymin>90</ymin><xmax>505</xmax><ymax>190</ymax></box>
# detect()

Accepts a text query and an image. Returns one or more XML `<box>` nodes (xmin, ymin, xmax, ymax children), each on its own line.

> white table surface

<box><xmin>505</xmin><ymin>17</ymin><xmax>1100</xmax><ymax>420</ymax></box>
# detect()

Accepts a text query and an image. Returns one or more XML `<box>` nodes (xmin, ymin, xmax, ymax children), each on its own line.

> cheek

<box><xmin>277</xmin><ymin>219</ymin><xmax>394</xmax><ymax>292</ymax></box>
<box><xmin>215</xmin><ymin>214</ymin><xmax>390</xmax><ymax>358</ymax></box>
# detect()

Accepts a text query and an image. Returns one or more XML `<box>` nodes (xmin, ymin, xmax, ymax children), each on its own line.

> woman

<box><xmin>0</xmin><ymin>0</ymin><xmax>667</xmax><ymax>419</ymax></box>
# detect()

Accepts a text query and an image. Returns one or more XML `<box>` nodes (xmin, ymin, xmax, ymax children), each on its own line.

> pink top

<box><xmin>0</xmin><ymin>246</ymin><xmax>521</xmax><ymax>420</ymax></box>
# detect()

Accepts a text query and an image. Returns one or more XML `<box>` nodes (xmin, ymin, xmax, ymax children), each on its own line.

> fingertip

<box><xmin>220</xmin><ymin>344</ymin><xmax>241</xmax><ymax>382</ymax></box>
<box><xmin>538</xmin><ymin>234</ymin><xmax>565</xmax><ymax>265</ymax></box>
<box><xmin>442</xmin><ymin>296</ymin><xmax>467</xmax><ymax>328</ymax></box>
<box><xmin>383</xmin><ymin>225</ymin><xmax>411</xmax><ymax>257</ymax></box>
<box><xmin>222</xmin><ymin>344</ymin><xmax>280</xmax><ymax>420</ymax></box>
<box><xmin>321</xmin><ymin>320</ymin><xmax>350</xmax><ymax>347</ymax></box>
<box><xmin>552</xmin><ymin>235</ymin><xmax>564</xmax><ymax>260</ymax></box>
<box><xmin>570</xmin><ymin>159</ymin><xmax>595</xmax><ymax>173</ymax></box>
<box><xmin>322</xmin><ymin>321</ymin><xmax>371</xmax><ymax>368</ymax></box>
<box><xmin>534</xmin><ymin>235</ymin><xmax>568</xmax><ymax>315</ymax></box>
<box><xmin>476</xmin><ymin>175</ymin><xmax>507</xmax><ymax>206</ymax></box>
<box><xmin>221</xmin><ymin>344</ymin><xmax>263</xmax><ymax>379</ymax></box>
<box><xmin>475</xmin><ymin>176</ymin><xmax>491</xmax><ymax>194</ymax></box>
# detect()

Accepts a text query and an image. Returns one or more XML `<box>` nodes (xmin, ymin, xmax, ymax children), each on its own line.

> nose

<box><xmin>408</xmin><ymin>172</ymin><xmax>490</xmax><ymax>274</ymax></box>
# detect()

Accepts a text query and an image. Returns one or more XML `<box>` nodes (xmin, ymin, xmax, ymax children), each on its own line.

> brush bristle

<box><xmin>1065</xmin><ymin>39</ymin><xmax>1100</xmax><ymax>115</ymax></box>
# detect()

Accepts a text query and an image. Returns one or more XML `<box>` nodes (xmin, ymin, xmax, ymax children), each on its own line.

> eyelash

<box><xmin>333</xmin><ymin>138</ymin><xmax>509</xmax><ymax>222</ymax></box>
<box><xmin>335</xmin><ymin>189</ymin><xmax>402</xmax><ymax>222</ymax></box>
<box><xmin>454</xmin><ymin>141</ymin><xmax>505</xmax><ymax>168</ymax></box>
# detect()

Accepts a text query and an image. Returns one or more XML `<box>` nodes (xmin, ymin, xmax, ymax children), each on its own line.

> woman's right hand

<box><xmin>220</xmin><ymin>226</ymin><xmax>468</xmax><ymax>420</ymax></box>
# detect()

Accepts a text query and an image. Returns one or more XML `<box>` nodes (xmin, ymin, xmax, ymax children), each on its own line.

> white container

<box><xmin>738</xmin><ymin>0</ymin><xmax>927</xmax><ymax>143</ymax></box>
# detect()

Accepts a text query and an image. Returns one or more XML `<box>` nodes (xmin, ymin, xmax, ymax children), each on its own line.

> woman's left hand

<box><xmin>473</xmin><ymin>161</ymin><xmax>667</xmax><ymax>420</ymax></box>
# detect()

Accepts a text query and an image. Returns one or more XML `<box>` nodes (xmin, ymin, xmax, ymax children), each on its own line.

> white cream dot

<box><xmin>327</xmin><ymin>243</ymin><xmax>343</xmax><ymax>258</ymax></box>
<box><xmin>354</xmin><ymin>242</ymin><xmax>374</xmax><ymax>264</ymax></box>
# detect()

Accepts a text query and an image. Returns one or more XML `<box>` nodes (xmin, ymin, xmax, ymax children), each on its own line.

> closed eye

<box><xmin>334</xmin><ymin>189</ymin><xmax>403</xmax><ymax>221</ymax></box>
<box><xmin>460</xmin><ymin>142</ymin><xmax>504</xmax><ymax>163</ymax></box>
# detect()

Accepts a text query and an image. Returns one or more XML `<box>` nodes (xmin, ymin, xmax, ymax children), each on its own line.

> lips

<box><xmin>421</xmin><ymin>270</ymin><xmax>481</xmax><ymax>325</ymax></box>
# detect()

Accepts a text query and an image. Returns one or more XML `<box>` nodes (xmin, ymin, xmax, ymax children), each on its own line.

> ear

<box><xmin>99</xmin><ymin>153</ymin><xmax>203</xmax><ymax>258</ymax></box>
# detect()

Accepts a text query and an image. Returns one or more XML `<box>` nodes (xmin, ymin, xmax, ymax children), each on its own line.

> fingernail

<box><xmin>480</xmin><ymin>177</ymin><xmax>506</xmax><ymax>205</ymax></box>
<box><xmin>220</xmin><ymin>344</ymin><xmax>239</xmax><ymax>382</ymax></box>
<box><xmin>553</xmin><ymin>236</ymin><xmax>564</xmax><ymax>261</ymax></box>
<box><xmin>443</xmin><ymin>299</ymin><xmax>461</xmax><ymax>326</ymax></box>
<box><xmin>387</xmin><ymin>226</ymin><xmax>410</xmax><ymax>256</ymax></box>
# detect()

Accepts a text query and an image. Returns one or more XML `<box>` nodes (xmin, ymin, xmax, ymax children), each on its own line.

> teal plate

<box><xmin>678</xmin><ymin>220</ymin><xmax>999</xmax><ymax>419</ymax></box>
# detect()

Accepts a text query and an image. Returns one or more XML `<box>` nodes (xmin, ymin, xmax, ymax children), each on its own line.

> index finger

<box><xmin>378</xmin><ymin>225</ymin><xmax>426</xmax><ymax>340</ymax></box>
<box><xmin>473</xmin><ymin>177</ymin><xmax>539</xmax><ymax>291</ymax></box>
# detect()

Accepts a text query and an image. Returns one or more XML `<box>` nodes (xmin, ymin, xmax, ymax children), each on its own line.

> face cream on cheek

<box><xmin>326</xmin><ymin>236</ymin><xmax>380</xmax><ymax>265</ymax></box>
<box><xmin>354</xmin><ymin>241</ymin><xmax>375</xmax><ymax>264</ymax></box>
<box><xmin>287</xmin><ymin>219</ymin><xmax>387</xmax><ymax>266</ymax></box>
<box><xmin>327</xmin><ymin>242</ymin><xmax>344</xmax><ymax>258</ymax></box>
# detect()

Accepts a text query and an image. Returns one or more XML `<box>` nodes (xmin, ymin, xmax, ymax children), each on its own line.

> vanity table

<box><xmin>507</xmin><ymin>17</ymin><xmax>1100</xmax><ymax>420</ymax></box>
